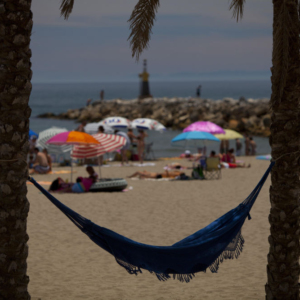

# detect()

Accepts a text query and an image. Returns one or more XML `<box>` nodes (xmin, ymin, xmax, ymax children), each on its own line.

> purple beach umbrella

<box><xmin>183</xmin><ymin>121</ymin><xmax>225</xmax><ymax>134</ymax></box>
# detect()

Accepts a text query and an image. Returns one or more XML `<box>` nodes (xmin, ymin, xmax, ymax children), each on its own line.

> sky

<box><xmin>31</xmin><ymin>0</ymin><xmax>273</xmax><ymax>83</ymax></box>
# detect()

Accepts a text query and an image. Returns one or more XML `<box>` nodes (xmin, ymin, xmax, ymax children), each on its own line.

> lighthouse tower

<box><xmin>138</xmin><ymin>59</ymin><xmax>152</xmax><ymax>100</ymax></box>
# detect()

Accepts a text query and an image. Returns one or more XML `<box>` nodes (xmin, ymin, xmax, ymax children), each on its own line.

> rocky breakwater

<box><xmin>38</xmin><ymin>97</ymin><xmax>271</xmax><ymax>136</ymax></box>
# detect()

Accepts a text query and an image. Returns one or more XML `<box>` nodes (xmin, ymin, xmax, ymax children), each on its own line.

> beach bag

<box><xmin>192</xmin><ymin>166</ymin><xmax>205</xmax><ymax>179</ymax></box>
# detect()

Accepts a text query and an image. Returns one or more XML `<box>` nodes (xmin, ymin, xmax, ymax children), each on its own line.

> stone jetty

<box><xmin>37</xmin><ymin>97</ymin><xmax>271</xmax><ymax>137</ymax></box>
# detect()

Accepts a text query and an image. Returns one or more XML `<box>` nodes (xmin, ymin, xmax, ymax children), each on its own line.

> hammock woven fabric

<box><xmin>28</xmin><ymin>162</ymin><xmax>274</xmax><ymax>282</ymax></box>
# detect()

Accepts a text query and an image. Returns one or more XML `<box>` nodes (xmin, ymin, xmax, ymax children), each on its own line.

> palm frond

<box><xmin>60</xmin><ymin>0</ymin><xmax>75</xmax><ymax>20</ymax></box>
<box><xmin>128</xmin><ymin>0</ymin><xmax>160</xmax><ymax>61</ymax></box>
<box><xmin>229</xmin><ymin>0</ymin><xmax>246</xmax><ymax>22</ymax></box>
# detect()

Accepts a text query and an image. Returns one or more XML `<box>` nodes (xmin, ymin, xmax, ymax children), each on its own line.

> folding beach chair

<box><xmin>203</xmin><ymin>157</ymin><xmax>221</xmax><ymax>179</ymax></box>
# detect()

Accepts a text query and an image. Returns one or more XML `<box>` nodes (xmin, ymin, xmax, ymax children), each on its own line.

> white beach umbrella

<box><xmin>131</xmin><ymin>118</ymin><xmax>166</xmax><ymax>131</ymax></box>
<box><xmin>84</xmin><ymin>122</ymin><xmax>114</xmax><ymax>135</ymax></box>
<box><xmin>100</xmin><ymin>116</ymin><xmax>132</xmax><ymax>128</ymax></box>
<box><xmin>36</xmin><ymin>127</ymin><xmax>72</xmax><ymax>154</ymax></box>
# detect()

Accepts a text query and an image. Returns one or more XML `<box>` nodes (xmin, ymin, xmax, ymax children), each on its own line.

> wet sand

<box><xmin>27</xmin><ymin>156</ymin><xmax>271</xmax><ymax>299</ymax></box>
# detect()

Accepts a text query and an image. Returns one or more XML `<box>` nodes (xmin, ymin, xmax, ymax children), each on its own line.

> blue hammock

<box><xmin>28</xmin><ymin>162</ymin><xmax>274</xmax><ymax>282</ymax></box>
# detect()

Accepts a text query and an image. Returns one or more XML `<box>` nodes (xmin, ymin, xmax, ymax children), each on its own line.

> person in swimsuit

<box><xmin>137</xmin><ymin>129</ymin><xmax>148</xmax><ymax>165</ymax></box>
<box><xmin>97</xmin><ymin>126</ymin><xmax>105</xmax><ymax>165</ymax></box>
<box><xmin>244</xmin><ymin>134</ymin><xmax>250</xmax><ymax>156</ymax></box>
<box><xmin>50</xmin><ymin>166</ymin><xmax>98</xmax><ymax>193</ymax></box>
<box><xmin>42</xmin><ymin>148</ymin><xmax>52</xmax><ymax>172</ymax></box>
<box><xmin>29</xmin><ymin>148</ymin><xmax>50</xmax><ymax>174</ymax></box>
<box><xmin>127</xmin><ymin>128</ymin><xmax>137</xmax><ymax>146</ymax></box>
<box><xmin>128</xmin><ymin>170</ymin><xmax>182</xmax><ymax>179</ymax></box>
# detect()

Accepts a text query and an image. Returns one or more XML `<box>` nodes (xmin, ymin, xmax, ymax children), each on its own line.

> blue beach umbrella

<box><xmin>29</xmin><ymin>129</ymin><xmax>38</xmax><ymax>139</ymax></box>
<box><xmin>171</xmin><ymin>131</ymin><xmax>220</xmax><ymax>148</ymax></box>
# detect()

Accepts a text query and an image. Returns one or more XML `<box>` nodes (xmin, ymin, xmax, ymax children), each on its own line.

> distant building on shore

<box><xmin>138</xmin><ymin>59</ymin><xmax>152</xmax><ymax>100</ymax></box>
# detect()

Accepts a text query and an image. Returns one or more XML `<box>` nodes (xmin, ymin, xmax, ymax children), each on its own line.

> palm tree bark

<box><xmin>0</xmin><ymin>0</ymin><xmax>32</xmax><ymax>298</ymax></box>
<box><xmin>266</xmin><ymin>0</ymin><xmax>300</xmax><ymax>299</ymax></box>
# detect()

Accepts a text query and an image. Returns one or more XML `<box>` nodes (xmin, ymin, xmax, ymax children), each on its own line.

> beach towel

<box><xmin>50</xmin><ymin>170</ymin><xmax>77</xmax><ymax>174</ymax></box>
<box><xmin>28</xmin><ymin>162</ymin><xmax>274</xmax><ymax>282</ymax></box>
<box><xmin>27</xmin><ymin>181</ymin><xmax>51</xmax><ymax>186</ymax></box>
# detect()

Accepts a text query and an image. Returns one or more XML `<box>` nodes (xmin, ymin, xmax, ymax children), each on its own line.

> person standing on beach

<box><xmin>244</xmin><ymin>134</ymin><xmax>250</xmax><ymax>156</ymax></box>
<box><xmin>220</xmin><ymin>139</ymin><xmax>229</xmax><ymax>154</ymax></box>
<box><xmin>114</xmin><ymin>130</ymin><xmax>131</xmax><ymax>165</ymax></box>
<box><xmin>97</xmin><ymin>126</ymin><xmax>105</xmax><ymax>165</ymax></box>
<box><xmin>196</xmin><ymin>85</ymin><xmax>202</xmax><ymax>97</ymax></box>
<box><xmin>249</xmin><ymin>137</ymin><xmax>257</xmax><ymax>155</ymax></box>
<box><xmin>235</xmin><ymin>138</ymin><xmax>242</xmax><ymax>156</ymax></box>
<box><xmin>100</xmin><ymin>90</ymin><xmax>104</xmax><ymax>102</ymax></box>
<box><xmin>75</xmin><ymin>121</ymin><xmax>87</xmax><ymax>132</ymax></box>
<box><xmin>137</xmin><ymin>129</ymin><xmax>148</xmax><ymax>165</ymax></box>
<box><xmin>127</xmin><ymin>128</ymin><xmax>137</xmax><ymax>148</ymax></box>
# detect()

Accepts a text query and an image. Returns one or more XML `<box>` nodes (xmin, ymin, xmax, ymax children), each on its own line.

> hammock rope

<box><xmin>28</xmin><ymin>161</ymin><xmax>274</xmax><ymax>282</ymax></box>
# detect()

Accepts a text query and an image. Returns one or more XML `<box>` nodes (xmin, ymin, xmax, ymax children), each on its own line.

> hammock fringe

<box><xmin>115</xmin><ymin>233</ymin><xmax>245</xmax><ymax>282</ymax></box>
<box><xmin>209</xmin><ymin>234</ymin><xmax>245</xmax><ymax>273</ymax></box>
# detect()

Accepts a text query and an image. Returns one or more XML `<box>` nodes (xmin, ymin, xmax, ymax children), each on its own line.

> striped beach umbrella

<box><xmin>71</xmin><ymin>133</ymin><xmax>126</xmax><ymax>159</ymax></box>
<box><xmin>36</xmin><ymin>127</ymin><xmax>72</xmax><ymax>154</ymax></box>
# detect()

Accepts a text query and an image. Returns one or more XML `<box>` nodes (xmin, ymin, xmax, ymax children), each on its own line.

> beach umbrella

<box><xmin>71</xmin><ymin>133</ymin><xmax>126</xmax><ymax>177</ymax></box>
<box><xmin>100</xmin><ymin>116</ymin><xmax>132</xmax><ymax>129</ymax></box>
<box><xmin>84</xmin><ymin>122</ymin><xmax>114</xmax><ymax>135</ymax></box>
<box><xmin>29</xmin><ymin>129</ymin><xmax>38</xmax><ymax>139</ymax></box>
<box><xmin>171</xmin><ymin>131</ymin><xmax>220</xmax><ymax>149</ymax></box>
<box><xmin>183</xmin><ymin>121</ymin><xmax>225</xmax><ymax>134</ymax></box>
<box><xmin>71</xmin><ymin>134</ymin><xmax>126</xmax><ymax>159</ymax></box>
<box><xmin>46</xmin><ymin>131</ymin><xmax>100</xmax><ymax>145</ymax></box>
<box><xmin>36</xmin><ymin>127</ymin><xmax>72</xmax><ymax>154</ymax></box>
<box><xmin>214</xmin><ymin>129</ymin><xmax>243</xmax><ymax>140</ymax></box>
<box><xmin>131</xmin><ymin>118</ymin><xmax>166</xmax><ymax>131</ymax></box>
<box><xmin>47</xmin><ymin>131</ymin><xmax>100</xmax><ymax>182</ymax></box>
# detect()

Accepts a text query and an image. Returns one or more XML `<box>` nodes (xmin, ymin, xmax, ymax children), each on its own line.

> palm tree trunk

<box><xmin>266</xmin><ymin>0</ymin><xmax>300</xmax><ymax>299</ymax></box>
<box><xmin>0</xmin><ymin>0</ymin><xmax>32</xmax><ymax>298</ymax></box>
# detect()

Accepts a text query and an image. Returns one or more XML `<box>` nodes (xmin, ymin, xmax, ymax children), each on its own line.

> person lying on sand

<box><xmin>29</xmin><ymin>147</ymin><xmax>50</xmax><ymax>174</ymax></box>
<box><xmin>165</xmin><ymin>162</ymin><xmax>191</xmax><ymax>170</ymax></box>
<box><xmin>221</xmin><ymin>162</ymin><xmax>251</xmax><ymax>169</ymax></box>
<box><xmin>128</xmin><ymin>170</ymin><xmax>184</xmax><ymax>179</ymax></box>
<box><xmin>49</xmin><ymin>166</ymin><xmax>98</xmax><ymax>193</ymax></box>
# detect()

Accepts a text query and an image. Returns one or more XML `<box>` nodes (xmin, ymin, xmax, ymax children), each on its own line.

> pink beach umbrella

<box><xmin>46</xmin><ymin>131</ymin><xmax>100</xmax><ymax>182</ymax></box>
<box><xmin>183</xmin><ymin>121</ymin><xmax>225</xmax><ymax>134</ymax></box>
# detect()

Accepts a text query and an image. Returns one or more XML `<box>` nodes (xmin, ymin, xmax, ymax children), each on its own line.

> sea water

<box><xmin>29</xmin><ymin>80</ymin><xmax>272</xmax><ymax>157</ymax></box>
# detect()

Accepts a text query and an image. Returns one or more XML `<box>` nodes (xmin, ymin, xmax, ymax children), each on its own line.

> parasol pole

<box><xmin>71</xmin><ymin>145</ymin><xmax>73</xmax><ymax>183</ymax></box>
<box><xmin>98</xmin><ymin>156</ymin><xmax>102</xmax><ymax>179</ymax></box>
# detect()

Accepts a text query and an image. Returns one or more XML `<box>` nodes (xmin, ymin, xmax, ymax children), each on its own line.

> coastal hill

<box><xmin>37</xmin><ymin>97</ymin><xmax>271</xmax><ymax>137</ymax></box>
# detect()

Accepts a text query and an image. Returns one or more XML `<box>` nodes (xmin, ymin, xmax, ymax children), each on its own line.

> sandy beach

<box><xmin>27</xmin><ymin>156</ymin><xmax>271</xmax><ymax>300</ymax></box>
